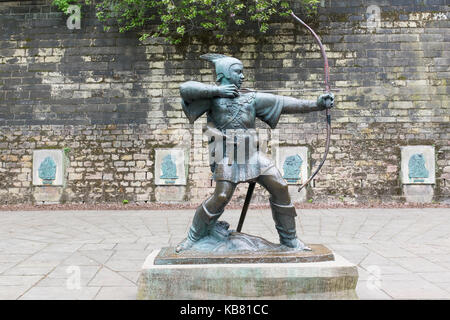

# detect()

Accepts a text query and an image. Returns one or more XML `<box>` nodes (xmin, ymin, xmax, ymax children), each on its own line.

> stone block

<box><xmin>137</xmin><ymin>249</ymin><xmax>359</xmax><ymax>300</ymax></box>
<box><xmin>155</xmin><ymin>186</ymin><xmax>186</xmax><ymax>202</ymax></box>
<box><xmin>403</xmin><ymin>184</ymin><xmax>434</xmax><ymax>203</ymax></box>
<box><xmin>33</xmin><ymin>186</ymin><xmax>64</xmax><ymax>204</ymax></box>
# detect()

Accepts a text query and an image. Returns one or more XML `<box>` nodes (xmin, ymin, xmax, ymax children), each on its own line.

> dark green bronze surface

<box><xmin>176</xmin><ymin>53</ymin><xmax>334</xmax><ymax>253</ymax></box>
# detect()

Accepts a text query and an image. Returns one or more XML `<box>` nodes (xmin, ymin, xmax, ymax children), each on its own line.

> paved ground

<box><xmin>0</xmin><ymin>207</ymin><xmax>449</xmax><ymax>300</ymax></box>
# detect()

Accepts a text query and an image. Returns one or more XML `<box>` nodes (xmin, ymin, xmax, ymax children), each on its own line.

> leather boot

<box><xmin>270</xmin><ymin>198</ymin><xmax>311</xmax><ymax>251</ymax></box>
<box><xmin>176</xmin><ymin>201</ymin><xmax>223</xmax><ymax>252</ymax></box>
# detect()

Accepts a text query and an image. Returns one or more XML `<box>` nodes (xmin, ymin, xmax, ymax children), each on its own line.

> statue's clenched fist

<box><xmin>317</xmin><ymin>92</ymin><xmax>334</xmax><ymax>110</ymax></box>
<box><xmin>217</xmin><ymin>84</ymin><xmax>239</xmax><ymax>98</ymax></box>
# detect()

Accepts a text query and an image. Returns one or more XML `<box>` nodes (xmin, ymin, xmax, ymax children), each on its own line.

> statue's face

<box><xmin>227</xmin><ymin>64</ymin><xmax>245</xmax><ymax>88</ymax></box>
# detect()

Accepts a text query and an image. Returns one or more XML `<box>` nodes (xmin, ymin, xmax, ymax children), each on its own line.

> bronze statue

<box><xmin>176</xmin><ymin>53</ymin><xmax>334</xmax><ymax>253</ymax></box>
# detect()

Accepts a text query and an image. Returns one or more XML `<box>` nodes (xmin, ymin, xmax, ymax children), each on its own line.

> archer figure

<box><xmin>176</xmin><ymin>54</ymin><xmax>334</xmax><ymax>252</ymax></box>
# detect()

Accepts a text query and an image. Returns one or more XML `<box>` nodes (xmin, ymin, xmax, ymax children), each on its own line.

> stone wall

<box><xmin>0</xmin><ymin>0</ymin><xmax>448</xmax><ymax>205</ymax></box>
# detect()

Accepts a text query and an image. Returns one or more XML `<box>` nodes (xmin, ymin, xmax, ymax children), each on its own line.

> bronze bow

<box><xmin>237</xmin><ymin>12</ymin><xmax>333</xmax><ymax>233</ymax></box>
<box><xmin>290</xmin><ymin>12</ymin><xmax>332</xmax><ymax>192</ymax></box>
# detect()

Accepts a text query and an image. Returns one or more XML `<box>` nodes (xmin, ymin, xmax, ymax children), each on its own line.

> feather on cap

<box><xmin>200</xmin><ymin>53</ymin><xmax>230</xmax><ymax>62</ymax></box>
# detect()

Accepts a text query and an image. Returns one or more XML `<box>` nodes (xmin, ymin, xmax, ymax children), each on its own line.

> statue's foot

<box><xmin>175</xmin><ymin>238</ymin><xmax>196</xmax><ymax>253</ymax></box>
<box><xmin>210</xmin><ymin>221</ymin><xmax>231</xmax><ymax>241</ymax></box>
<box><xmin>281</xmin><ymin>238</ymin><xmax>312</xmax><ymax>251</ymax></box>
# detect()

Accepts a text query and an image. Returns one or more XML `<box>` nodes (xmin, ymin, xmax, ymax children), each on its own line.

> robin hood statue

<box><xmin>176</xmin><ymin>54</ymin><xmax>334</xmax><ymax>253</ymax></box>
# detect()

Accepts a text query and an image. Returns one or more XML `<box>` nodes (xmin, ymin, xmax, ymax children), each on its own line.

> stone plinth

<box><xmin>403</xmin><ymin>184</ymin><xmax>434</xmax><ymax>203</ymax></box>
<box><xmin>137</xmin><ymin>249</ymin><xmax>358</xmax><ymax>300</ymax></box>
<box><xmin>155</xmin><ymin>185</ymin><xmax>186</xmax><ymax>202</ymax></box>
<box><xmin>32</xmin><ymin>186</ymin><xmax>64</xmax><ymax>204</ymax></box>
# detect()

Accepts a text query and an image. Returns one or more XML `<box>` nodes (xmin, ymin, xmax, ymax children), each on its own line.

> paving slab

<box><xmin>95</xmin><ymin>286</ymin><xmax>138</xmax><ymax>300</ymax></box>
<box><xmin>389</xmin><ymin>257</ymin><xmax>448</xmax><ymax>273</ymax></box>
<box><xmin>379</xmin><ymin>279</ymin><xmax>450</xmax><ymax>299</ymax></box>
<box><xmin>355</xmin><ymin>281</ymin><xmax>392</xmax><ymax>300</ymax></box>
<box><xmin>88</xmin><ymin>267</ymin><xmax>136</xmax><ymax>287</ymax></box>
<box><xmin>19</xmin><ymin>286</ymin><xmax>101</xmax><ymax>300</ymax></box>
<box><xmin>0</xmin><ymin>275</ymin><xmax>43</xmax><ymax>287</ymax></box>
<box><xmin>0</xmin><ymin>285</ymin><xmax>32</xmax><ymax>300</ymax></box>
<box><xmin>0</xmin><ymin>208</ymin><xmax>449</xmax><ymax>300</ymax></box>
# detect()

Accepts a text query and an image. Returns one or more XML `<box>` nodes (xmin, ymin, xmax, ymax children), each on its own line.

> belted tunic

<box><xmin>181</xmin><ymin>91</ymin><xmax>285</xmax><ymax>183</ymax></box>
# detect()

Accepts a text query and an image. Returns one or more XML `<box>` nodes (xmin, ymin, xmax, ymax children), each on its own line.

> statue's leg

<box><xmin>257</xmin><ymin>167</ymin><xmax>310</xmax><ymax>251</ymax></box>
<box><xmin>176</xmin><ymin>180</ymin><xmax>236</xmax><ymax>252</ymax></box>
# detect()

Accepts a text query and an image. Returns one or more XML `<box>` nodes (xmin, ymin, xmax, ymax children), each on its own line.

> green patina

<box><xmin>160</xmin><ymin>154</ymin><xmax>178</xmax><ymax>184</ymax></box>
<box><xmin>282</xmin><ymin>154</ymin><xmax>303</xmax><ymax>183</ymax></box>
<box><xmin>408</xmin><ymin>153</ymin><xmax>429</xmax><ymax>181</ymax></box>
<box><xmin>38</xmin><ymin>156</ymin><xmax>57</xmax><ymax>184</ymax></box>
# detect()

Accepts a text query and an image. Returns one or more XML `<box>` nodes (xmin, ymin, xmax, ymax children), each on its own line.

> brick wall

<box><xmin>0</xmin><ymin>0</ymin><xmax>449</xmax><ymax>204</ymax></box>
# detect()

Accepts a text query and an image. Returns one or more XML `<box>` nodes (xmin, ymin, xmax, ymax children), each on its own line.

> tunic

<box><xmin>181</xmin><ymin>91</ymin><xmax>285</xmax><ymax>183</ymax></box>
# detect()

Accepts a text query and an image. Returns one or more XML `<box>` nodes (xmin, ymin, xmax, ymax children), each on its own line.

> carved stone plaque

<box><xmin>33</xmin><ymin>150</ymin><xmax>65</xmax><ymax>186</ymax></box>
<box><xmin>274</xmin><ymin>147</ymin><xmax>309</xmax><ymax>185</ymax></box>
<box><xmin>154</xmin><ymin>148</ymin><xmax>188</xmax><ymax>185</ymax></box>
<box><xmin>401</xmin><ymin>146</ymin><xmax>435</xmax><ymax>184</ymax></box>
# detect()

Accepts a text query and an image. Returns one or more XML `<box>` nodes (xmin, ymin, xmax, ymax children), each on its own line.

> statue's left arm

<box><xmin>281</xmin><ymin>92</ymin><xmax>334</xmax><ymax>114</ymax></box>
<box><xmin>254</xmin><ymin>92</ymin><xmax>334</xmax><ymax>129</ymax></box>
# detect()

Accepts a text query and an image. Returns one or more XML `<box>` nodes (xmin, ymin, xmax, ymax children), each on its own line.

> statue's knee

<box><xmin>215</xmin><ymin>191</ymin><xmax>231</xmax><ymax>206</ymax></box>
<box><xmin>206</xmin><ymin>192</ymin><xmax>231</xmax><ymax>213</ymax></box>
<box><xmin>274</xmin><ymin>180</ymin><xmax>289</xmax><ymax>195</ymax></box>
<box><xmin>271</xmin><ymin>181</ymin><xmax>291</xmax><ymax>204</ymax></box>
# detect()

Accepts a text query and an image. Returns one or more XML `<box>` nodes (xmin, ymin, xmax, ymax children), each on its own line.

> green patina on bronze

<box><xmin>409</xmin><ymin>153</ymin><xmax>429</xmax><ymax>182</ymax></box>
<box><xmin>155</xmin><ymin>244</ymin><xmax>334</xmax><ymax>265</ymax></box>
<box><xmin>160</xmin><ymin>154</ymin><xmax>178</xmax><ymax>184</ymax></box>
<box><xmin>38</xmin><ymin>156</ymin><xmax>57</xmax><ymax>185</ymax></box>
<box><xmin>175</xmin><ymin>52</ymin><xmax>334</xmax><ymax>255</ymax></box>
<box><xmin>283</xmin><ymin>154</ymin><xmax>303</xmax><ymax>183</ymax></box>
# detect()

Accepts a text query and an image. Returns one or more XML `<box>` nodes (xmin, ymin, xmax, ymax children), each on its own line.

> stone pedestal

<box><xmin>137</xmin><ymin>248</ymin><xmax>358</xmax><ymax>300</ymax></box>
<box><xmin>32</xmin><ymin>186</ymin><xmax>64</xmax><ymax>204</ymax></box>
<box><xmin>155</xmin><ymin>186</ymin><xmax>186</xmax><ymax>202</ymax></box>
<box><xmin>403</xmin><ymin>184</ymin><xmax>434</xmax><ymax>203</ymax></box>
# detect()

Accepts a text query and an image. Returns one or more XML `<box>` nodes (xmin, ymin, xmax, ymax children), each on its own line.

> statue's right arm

<box><xmin>180</xmin><ymin>81</ymin><xmax>218</xmax><ymax>124</ymax></box>
<box><xmin>180</xmin><ymin>81</ymin><xmax>239</xmax><ymax>103</ymax></box>
<box><xmin>179</xmin><ymin>81</ymin><xmax>220</xmax><ymax>103</ymax></box>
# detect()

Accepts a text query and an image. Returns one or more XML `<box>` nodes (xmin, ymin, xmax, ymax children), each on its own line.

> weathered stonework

<box><xmin>0</xmin><ymin>0</ymin><xmax>448</xmax><ymax>205</ymax></box>
<box><xmin>137</xmin><ymin>248</ymin><xmax>358</xmax><ymax>300</ymax></box>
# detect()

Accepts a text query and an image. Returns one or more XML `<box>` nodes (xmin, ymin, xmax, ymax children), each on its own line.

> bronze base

<box><xmin>155</xmin><ymin>243</ymin><xmax>334</xmax><ymax>265</ymax></box>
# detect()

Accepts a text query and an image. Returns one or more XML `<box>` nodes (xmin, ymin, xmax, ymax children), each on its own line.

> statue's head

<box><xmin>200</xmin><ymin>53</ymin><xmax>244</xmax><ymax>88</ymax></box>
